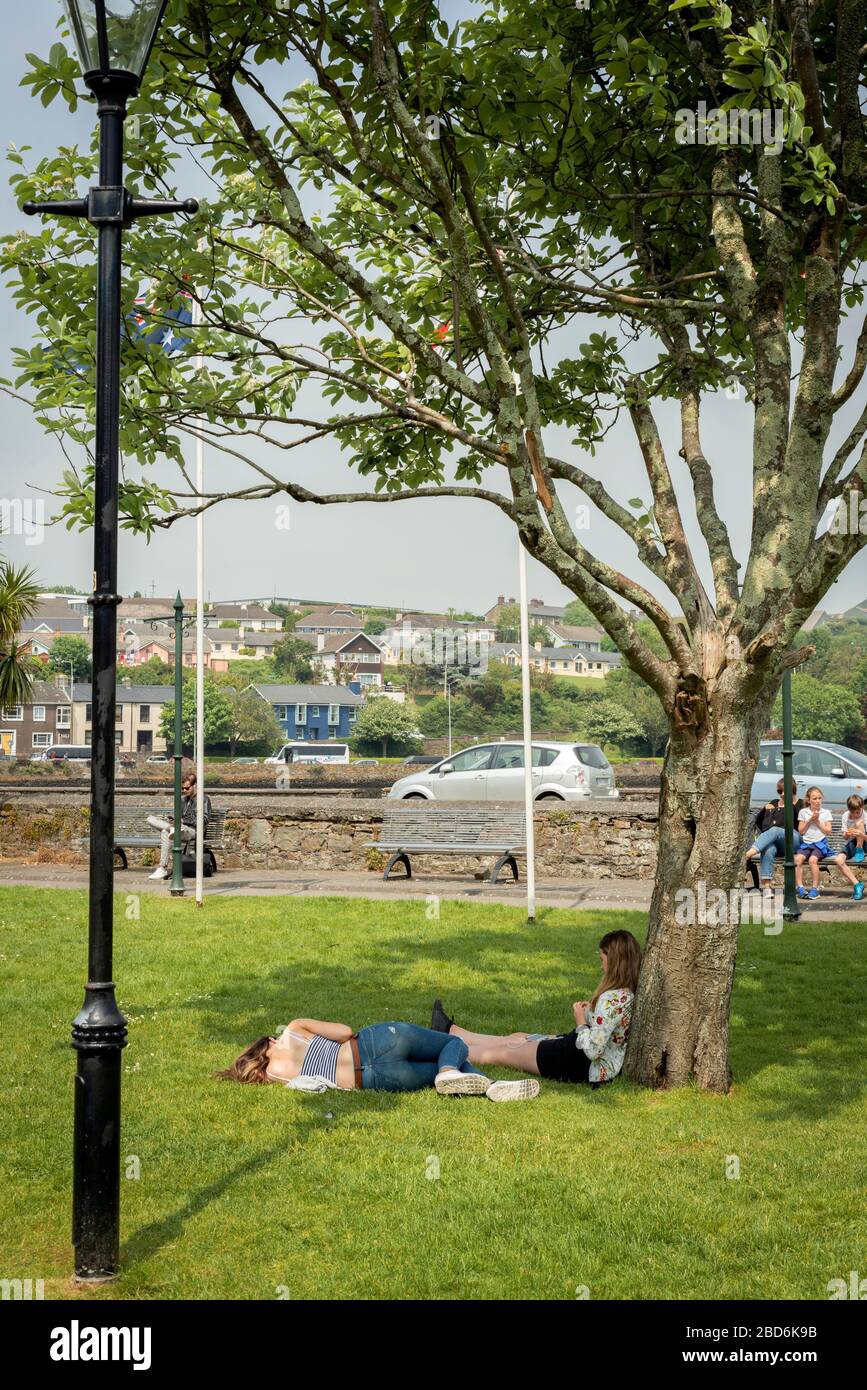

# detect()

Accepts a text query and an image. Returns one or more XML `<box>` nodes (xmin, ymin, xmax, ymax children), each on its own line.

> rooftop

<box><xmin>71</xmin><ymin>683</ymin><xmax>174</xmax><ymax>703</ymax></box>
<box><xmin>250</xmin><ymin>683</ymin><xmax>364</xmax><ymax>705</ymax></box>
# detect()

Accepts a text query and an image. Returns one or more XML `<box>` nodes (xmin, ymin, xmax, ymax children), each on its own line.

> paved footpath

<box><xmin>0</xmin><ymin>862</ymin><xmax>864</xmax><ymax>921</ymax></box>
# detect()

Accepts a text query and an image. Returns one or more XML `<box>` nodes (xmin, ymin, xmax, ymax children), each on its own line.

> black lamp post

<box><xmin>23</xmin><ymin>0</ymin><xmax>197</xmax><ymax>1282</ymax></box>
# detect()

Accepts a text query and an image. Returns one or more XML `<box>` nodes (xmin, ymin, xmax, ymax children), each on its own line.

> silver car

<box><xmin>752</xmin><ymin>740</ymin><xmax>867</xmax><ymax>812</ymax></box>
<box><xmin>387</xmin><ymin>740</ymin><xmax>619</xmax><ymax>802</ymax></box>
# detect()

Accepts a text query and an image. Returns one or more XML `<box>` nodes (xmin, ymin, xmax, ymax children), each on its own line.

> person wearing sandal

<box><xmin>431</xmin><ymin>929</ymin><xmax>641</xmax><ymax>1088</ymax></box>
<box><xmin>216</xmin><ymin>1018</ymin><xmax>540</xmax><ymax>1101</ymax></box>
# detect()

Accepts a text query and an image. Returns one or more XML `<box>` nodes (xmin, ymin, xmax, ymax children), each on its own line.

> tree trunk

<box><xmin>624</xmin><ymin>680</ymin><xmax>775</xmax><ymax>1092</ymax></box>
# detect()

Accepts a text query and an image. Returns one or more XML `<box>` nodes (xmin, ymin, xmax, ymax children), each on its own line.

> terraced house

<box><xmin>69</xmin><ymin>681</ymin><xmax>170</xmax><ymax>755</ymax></box>
<box><xmin>0</xmin><ymin>680</ymin><xmax>72</xmax><ymax>757</ymax></box>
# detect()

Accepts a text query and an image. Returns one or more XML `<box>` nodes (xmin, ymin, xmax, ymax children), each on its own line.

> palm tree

<box><xmin>0</xmin><ymin>560</ymin><xmax>41</xmax><ymax>707</ymax></box>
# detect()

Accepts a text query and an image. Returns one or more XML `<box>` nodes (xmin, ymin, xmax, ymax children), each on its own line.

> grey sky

<box><xmin>1</xmin><ymin>1</ymin><xmax>864</xmax><ymax>616</ymax></box>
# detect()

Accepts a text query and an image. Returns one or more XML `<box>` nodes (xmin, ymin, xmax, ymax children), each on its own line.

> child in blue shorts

<box><xmin>842</xmin><ymin>795</ymin><xmax>866</xmax><ymax>865</ymax></box>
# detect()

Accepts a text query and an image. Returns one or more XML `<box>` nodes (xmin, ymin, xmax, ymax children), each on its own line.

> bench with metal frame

<box><xmin>367</xmin><ymin>804</ymin><xmax>527</xmax><ymax>882</ymax></box>
<box><xmin>113</xmin><ymin>805</ymin><xmax>226</xmax><ymax>875</ymax></box>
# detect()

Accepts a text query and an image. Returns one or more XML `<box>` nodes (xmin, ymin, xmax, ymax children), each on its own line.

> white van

<box><xmin>45</xmin><ymin>745</ymin><xmax>92</xmax><ymax>764</ymax></box>
<box><xmin>265</xmin><ymin>742</ymin><xmax>350</xmax><ymax>766</ymax></box>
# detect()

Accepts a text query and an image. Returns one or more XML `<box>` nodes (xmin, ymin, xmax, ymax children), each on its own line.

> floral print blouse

<box><xmin>574</xmin><ymin>988</ymin><xmax>634</xmax><ymax>1083</ymax></box>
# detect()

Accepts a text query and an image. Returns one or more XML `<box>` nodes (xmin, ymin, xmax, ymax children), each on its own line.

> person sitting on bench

<box><xmin>745</xmin><ymin>778</ymin><xmax>802</xmax><ymax>893</ymax></box>
<box><xmin>147</xmin><ymin>771</ymin><xmax>212</xmax><ymax>881</ymax></box>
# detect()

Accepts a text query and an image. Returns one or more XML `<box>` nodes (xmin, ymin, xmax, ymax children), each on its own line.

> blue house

<box><xmin>250</xmin><ymin>683</ymin><xmax>363</xmax><ymax>744</ymax></box>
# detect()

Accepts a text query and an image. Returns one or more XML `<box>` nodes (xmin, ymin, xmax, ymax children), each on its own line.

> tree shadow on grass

<box><xmin>122</xmin><ymin>1141</ymin><xmax>289</xmax><ymax>1268</ymax></box>
<box><xmin>180</xmin><ymin>921</ymin><xmax>602</xmax><ymax>1056</ymax></box>
<box><xmin>726</xmin><ymin>924</ymin><xmax>867</xmax><ymax>1123</ymax></box>
<box><xmin>122</xmin><ymin>1094</ymin><xmax>404</xmax><ymax>1269</ymax></box>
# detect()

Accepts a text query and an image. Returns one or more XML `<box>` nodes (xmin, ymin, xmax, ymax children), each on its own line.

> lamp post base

<box><xmin>71</xmin><ymin>982</ymin><xmax>127</xmax><ymax>1282</ymax></box>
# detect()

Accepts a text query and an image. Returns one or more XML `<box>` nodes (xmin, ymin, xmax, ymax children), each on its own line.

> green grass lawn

<box><xmin>1</xmin><ymin>887</ymin><xmax>864</xmax><ymax>1301</ymax></box>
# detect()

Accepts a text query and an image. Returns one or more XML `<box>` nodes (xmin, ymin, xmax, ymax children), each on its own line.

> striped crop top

<box><xmin>299</xmin><ymin>1034</ymin><xmax>341</xmax><ymax>1085</ymax></box>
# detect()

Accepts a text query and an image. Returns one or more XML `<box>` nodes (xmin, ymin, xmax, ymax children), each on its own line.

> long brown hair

<box><xmin>214</xmin><ymin>1036</ymin><xmax>271</xmax><ymax>1084</ymax></box>
<box><xmin>590</xmin><ymin>930</ymin><xmax>642</xmax><ymax>1010</ymax></box>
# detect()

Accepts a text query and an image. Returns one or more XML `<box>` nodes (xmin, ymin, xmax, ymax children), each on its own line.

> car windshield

<box><xmin>574</xmin><ymin>745</ymin><xmax>609</xmax><ymax>769</ymax></box>
<box><xmin>826</xmin><ymin>744</ymin><xmax>867</xmax><ymax>773</ymax></box>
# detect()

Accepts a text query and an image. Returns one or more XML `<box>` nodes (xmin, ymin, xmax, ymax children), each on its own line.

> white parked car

<box><xmin>388</xmin><ymin>741</ymin><xmax>619</xmax><ymax>802</ymax></box>
<box><xmin>752</xmin><ymin>740</ymin><xmax>867</xmax><ymax>812</ymax></box>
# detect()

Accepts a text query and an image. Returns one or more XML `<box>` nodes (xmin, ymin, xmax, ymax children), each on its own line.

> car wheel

<box><xmin>535</xmin><ymin>792</ymin><xmax>564</xmax><ymax>801</ymax></box>
<box><xmin>403</xmin><ymin>793</ymin><xmax>428</xmax><ymax>800</ymax></box>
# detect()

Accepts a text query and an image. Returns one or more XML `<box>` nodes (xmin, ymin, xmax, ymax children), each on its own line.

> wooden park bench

<box><xmin>367</xmin><ymin>803</ymin><xmax>527</xmax><ymax>883</ymax></box>
<box><xmin>113</xmin><ymin>805</ymin><xmax>227</xmax><ymax>876</ymax></box>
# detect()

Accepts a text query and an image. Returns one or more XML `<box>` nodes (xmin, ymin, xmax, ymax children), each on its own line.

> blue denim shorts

<box><xmin>800</xmin><ymin>837</ymin><xmax>831</xmax><ymax>860</ymax></box>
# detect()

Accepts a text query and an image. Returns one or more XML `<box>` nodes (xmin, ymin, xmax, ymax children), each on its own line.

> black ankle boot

<box><xmin>431</xmin><ymin>998</ymin><xmax>454</xmax><ymax>1033</ymax></box>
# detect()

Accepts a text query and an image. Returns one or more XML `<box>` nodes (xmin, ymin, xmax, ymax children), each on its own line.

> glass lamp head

<box><xmin>62</xmin><ymin>0</ymin><xmax>167</xmax><ymax>84</ymax></box>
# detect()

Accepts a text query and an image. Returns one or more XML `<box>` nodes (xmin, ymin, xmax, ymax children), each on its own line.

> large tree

<box><xmin>4</xmin><ymin>0</ymin><xmax>866</xmax><ymax>1089</ymax></box>
<box><xmin>159</xmin><ymin>677</ymin><xmax>233</xmax><ymax>751</ymax></box>
<box><xmin>351</xmin><ymin>695</ymin><xmax>422</xmax><ymax>755</ymax></box>
<box><xmin>47</xmin><ymin>633</ymin><xmax>92</xmax><ymax>680</ymax></box>
<box><xmin>224</xmin><ymin>685</ymin><xmax>285</xmax><ymax>754</ymax></box>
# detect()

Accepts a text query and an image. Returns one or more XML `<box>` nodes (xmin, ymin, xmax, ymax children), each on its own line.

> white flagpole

<box><xmin>518</xmin><ymin>535</ymin><xmax>536</xmax><ymax>922</ymax></box>
<box><xmin>193</xmin><ymin>294</ymin><xmax>205</xmax><ymax>906</ymax></box>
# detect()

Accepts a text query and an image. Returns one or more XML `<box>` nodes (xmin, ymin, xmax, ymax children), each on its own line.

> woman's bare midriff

<box><xmin>334</xmin><ymin>1042</ymin><xmax>357</xmax><ymax>1089</ymax></box>
<box><xmin>268</xmin><ymin>1035</ymin><xmax>357</xmax><ymax>1089</ymax></box>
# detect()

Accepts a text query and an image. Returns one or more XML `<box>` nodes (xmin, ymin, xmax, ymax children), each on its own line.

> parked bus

<box><xmin>265</xmin><ymin>742</ymin><xmax>350</xmax><ymax>766</ymax></box>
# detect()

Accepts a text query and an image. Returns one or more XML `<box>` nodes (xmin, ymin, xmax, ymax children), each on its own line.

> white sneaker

<box><xmin>486</xmin><ymin>1079</ymin><xmax>541</xmax><ymax>1102</ymax></box>
<box><xmin>434</xmin><ymin>1070</ymin><xmax>491</xmax><ymax>1097</ymax></box>
<box><xmin>148</xmin><ymin>868</ymin><xmax>168</xmax><ymax>880</ymax></box>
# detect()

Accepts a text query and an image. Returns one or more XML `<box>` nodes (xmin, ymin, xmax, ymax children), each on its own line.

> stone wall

<box><xmin>0</xmin><ymin>794</ymin><xmax>659</xmax><ymax>879</ymax></box>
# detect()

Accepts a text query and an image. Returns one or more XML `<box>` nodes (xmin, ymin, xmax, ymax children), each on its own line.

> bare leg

<box><xmin>464</xmin><ymin>1038</ymin><xmax>543</xmax><ymax>1075</ymax></box>
<box><xmin>831</xmin><ymin>853</ymin><xmax>857</xmax><ymax>886</ymax></box>
<box><xmin>450</xmin><ymin>1024</ymin><xmax>530</xmax><ymax>1048</ymax></box>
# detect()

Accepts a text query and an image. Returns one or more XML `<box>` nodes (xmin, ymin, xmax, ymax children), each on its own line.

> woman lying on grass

<box><xmin>431</xmin><ymin>929</ymin><xmax>641</xmax><ymax>1087</ymax></box>
<box><xmin>217</xmin><ymin>1019</ymin><xmax>539</xmax><ymax>1102</ymax></box>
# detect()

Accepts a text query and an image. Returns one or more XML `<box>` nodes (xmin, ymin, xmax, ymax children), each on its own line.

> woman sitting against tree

<box><xmin>217</xmin><ymin>1018</ymin><xmax>539</xmax><ymax>1101</ymax></box>
<box><xmin>430</xmin><ymin>929</ymin><xmax>642</xmax><ymax>1087</ymax></box>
